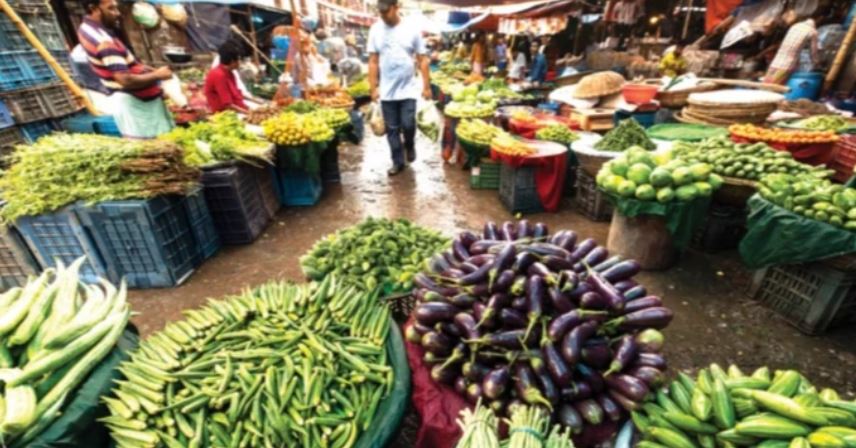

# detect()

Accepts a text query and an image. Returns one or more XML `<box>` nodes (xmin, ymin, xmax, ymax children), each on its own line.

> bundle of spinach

<box><xmin>595</xmin><ymin>118</ymin><xmax>656</xmax><ymax>152</ymax></box>
<box><xmin>160</xmin><ymin>111</ymin><xmax>271</xmax><ymax>167</ymax></box>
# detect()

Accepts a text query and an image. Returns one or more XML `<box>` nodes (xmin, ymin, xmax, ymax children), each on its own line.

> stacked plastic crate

<box><xmin>0</xmin><ymin>4</ymin><xmax>80</xmax><ymax>155</ymax></box>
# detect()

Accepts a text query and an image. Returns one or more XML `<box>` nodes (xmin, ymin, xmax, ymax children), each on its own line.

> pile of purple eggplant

<box><xmin>407</xmin><ymin>220</ymin><xmax>674</xmax><ymax>437</ymax></box>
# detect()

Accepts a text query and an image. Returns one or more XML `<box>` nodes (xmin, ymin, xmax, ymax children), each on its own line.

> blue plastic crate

<box><xmin>20</xmin><ymin>119</ymin><xmax>56</xmax><ymax>142</ymax></box>
<box><xmin>201</xmin><ymin>163</ymin><xmax>271</xmax><ymax>245</ymax></box>
<box><xmin>94</xmin><ymin>115</ymin><xmax>120</xmax><ymax>136</ymax></box>
<box><xmin>271</xmin><ymin>167</ymin><xmax>323</xmax><ymax>206</ymax></box>
<box><xmin>0</xmin><ymin>101</ymin><xmax>13</xmax><ymax>129</ymax></box>
<box><xmin>0</xmin><ymin>15</ymin><xmax>28</xmax><ymax>51</ymax></box>
<box><xmin>60</xmin><ymin>113</ymin><xmax>121</xmax><ymax>136</ymax></box>
<box><xmin>0</xmin><ymin>51</ymin><xmax>36</xmax><ymax>91</ymax></box>
<box><xmin>15</xmin><ymin>206</ymin><xmax>113</xmax><ymax>284</ymax></box>
<box><xmin>77</xmin><ymin>196</ymin><xmax>198</xmax><ymax>288</ymax></box>
<box><xmin>0</xmin><ymin>225</ymin><xmax>40</xmax><ymax>291</ymax></box>
<box><xmin>181</xmin><ymin>188</ymin><xmax>221</xmax><ymax>263</ymax></box>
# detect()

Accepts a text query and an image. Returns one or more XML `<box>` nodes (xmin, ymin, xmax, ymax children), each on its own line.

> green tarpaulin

<box><xmin>276</xmin><ymin>140</ymin><xmax>331</xmax><ymax>175</ymax></box>
<box><xmin>739</xmin><ymin>194</ymin><xmax>856</xmax><ymax>268</ymax></box>
<box><xmin>609</xmin><ymin>195</ymin><xmax>711</xmax><ymax>248</ymax></box>
<box><xmin>26</xmin><ymin>328</ymin><xmax>139</xmax><ymax>448</ymax></box>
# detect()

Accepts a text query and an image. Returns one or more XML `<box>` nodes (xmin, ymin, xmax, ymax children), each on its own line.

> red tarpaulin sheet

<box><xmin>706</xmin><ymin>0</ymin><xmax>743</xmax><ymax>32</ymax></box>
<box><xmin>490</xmin><ymin>141</ymin><xmax>568</xmax><ymax>212</ymax></box>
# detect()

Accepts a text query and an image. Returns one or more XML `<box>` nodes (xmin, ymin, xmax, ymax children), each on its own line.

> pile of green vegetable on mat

<box><xmin>0</xmin><ymin>258</ymin><xmax>130</xmax><ymax>447</ymax></box>
<box><xmin>160</xmin><ymin>112</ymin><xmax>272</xmax><ymax>167</ymax></box>
<box><xmin>672</xmin><ymin>137</ymin><xmax>832</xmax><ymax>182</ymax></box>
<box><xmin>346</xmin><ymin>79</ymin><xmax>370</xmax><ymax>98</ymax></box>
<box><xmin>283</xmin><ymin>100</ymin><xmax>319</xmax><ymax>114</ymax></box>
<box><xmin>791</xmin><ymin>115</ymin><xmax>854</xmax><ymax>133</ymax></box>
<box><xmin>597</xmin><ymin>146</ymin><xmax>723</xmax><ymax>203</ymax></box>
<box><xmin>310</xmin><ymin>107</ymin><xmax>351</xmax><ymax>132</ymax></box>
<box><xmin>104</xmin><ymin>276</ymin><xmax>394</xmax><ymax>448</ymax></box>
<box><xmin>0</xmin><ymin>134</ymin><xmax>199</xmax><ymax>222</ymax></box>
<box><xmin>301</xmin><ymin>218</ymin><xmax>450</xmax><ymax>294</ymax></box>
<box><xmin>758</xmin><ymin>173</ymin><xmax>856</xmax><ymax>230</ymax></box>
<box><xmin>536</xmin><ymin>124</ymin><xmax>580</xmax><ymax>146</ymax></box>
<box><xmin>455</xmin><ymin>401</ymin><xmax>575</xmax><ymax>448</ymax></box>
<box><xmin>457</xmin><ymin>119</ymin><xmax>503</xmax><ymax>147</ymax></box>
<box><xmin>632</xmin><ymin>363</ymin><xmax>856</xmax><ymax>448</ymax></box>
<box><xmin>595</xmin><ymin>119</ymin><xmax>655</xmax><ymax>152</ymax></box>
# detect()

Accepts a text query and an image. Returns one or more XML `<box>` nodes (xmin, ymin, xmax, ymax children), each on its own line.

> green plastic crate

<box><xmin>469</xmin><ymin>158</ymin><xmax>501</xmax><ymax>190</ymax></box>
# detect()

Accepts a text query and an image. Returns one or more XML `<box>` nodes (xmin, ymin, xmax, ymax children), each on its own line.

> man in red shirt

<box><xmin>204</xmin><ymin>44</ymin><xmax>248</xmax><ymax>114</ymax></box>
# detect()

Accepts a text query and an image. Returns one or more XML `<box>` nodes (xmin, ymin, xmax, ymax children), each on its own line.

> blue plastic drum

<box><xmin>785</xmin><ymin>71</ymin><xmax>823</xmax><ymax>101</ymax></box>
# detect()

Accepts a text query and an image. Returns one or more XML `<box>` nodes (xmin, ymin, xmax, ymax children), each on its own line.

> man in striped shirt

<box><xmin>77</xmin><ymin>0</ymin><xmax>174</xmax><ymax>138</ymax></box>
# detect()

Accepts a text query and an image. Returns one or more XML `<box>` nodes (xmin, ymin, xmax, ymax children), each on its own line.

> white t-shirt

<box><xmin>614</xmin><ymin>1</ymin><xmax>639</xmax><ymax>25</ymax></box>
<box><xmin>367</xmin><ymin>17</ymin><xmax>428</xmax><ymax>101</ymax></box>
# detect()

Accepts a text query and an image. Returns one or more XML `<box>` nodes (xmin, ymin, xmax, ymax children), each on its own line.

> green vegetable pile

<box><xmin>300</xmin><ymin>218</ymin><xmax>449</xmax><ymax>294</ymax></box>
<box><xmin>346</xmin><ymin>79</ymin><xmax>370</xmax><ymax>98</ymax></box>
<box><xmin>595</xmin><ymin>119</ymin><xmax>656</xmax><ymax>152</ymax></box>
<box><xmin>672</xmin><ymin>137</ymin><xmax>832</xmax><ymax>181</ymax></box>
<box><xmin>597</xmin><ymin>146</ymin><xmax>723</xmax><ymax>203</ymax></box>
<box><xmin>457</xmin><ymin>119</ymin><xmax>502</xmax><ymax>147</ymax></box>
<box><xmin>759</xmin><ymin>173</ymin><xmax>856</xmax><ymax>230</ymax></box>
<box><xmin>535</xmin><ymin>124</ymin><xmax>580</xmax><ymax>146</ymax></box>
<box><xmin>104</xmin><ymin>276</ymin><xmax>394</xmax><ymax>448</ymax></box>
<box><xmin>645</xmin><ymin>124</ymin><xmax>728</xmax><ymax>142</ymax></box>
<box><xmin>0</xmin><ymin>259</ymin><xmax>130</xmax><ymax>447</ymax></box>
<box><xmin>0</xmin><ymin>134</ymin><xmax>199</xmax><ymax>221</ymax></box>
<box><xmin>445</xmin><ymin>85</ymin><xmax>497</xmax><ymax>119</ymax></box>
<box><xmin>455</xmin><ymin>402</ymin><xmax>575</xmax><ymax>448</ymax></box>
<box><xmin>633</xmin><ymin>363</ymin><xmax>856</xmax><ymax>448</ymax></box>
<box><xmin>160</xmin><ymin>112</ymin><xmax>271</xmax><ymax>167</ymax></box>
<box><xmin>309</xmin><ymin>108</ymin><xmax>351</xmax><ymax>131</ymax></box>
<box><xmin>284</xmin><ymin>100</ymin><xmax>319</xmax><ymax>114</ymax></box>
<box><xmin>793</xmin><ymin>115</ymin><xmax>852</xmax><ymax>132</ymax></box>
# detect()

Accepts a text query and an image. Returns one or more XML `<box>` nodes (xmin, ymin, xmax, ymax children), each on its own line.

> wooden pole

<box><xmin>0</xmin><ymin>0</ymin><xmax>97</xmax><ymax>114</ymax></box>
<box><xmin>823</xmin><ymin>11</ymin><xmax>856</xmax><ymax>93</ymax></box>
<box><xmin>229</xmin><ymin>25</ymin><xmax>280</xmax><ymax>73</ymax></box>
<box><xmin>681</xmin><ymin>0</ymin><xmax>692</xmax><ymax>41</ymax></box>
<box><xmin>247</xmin><ymin>5</ymin><xmax>261</xmax><ymax>66</ymax></box>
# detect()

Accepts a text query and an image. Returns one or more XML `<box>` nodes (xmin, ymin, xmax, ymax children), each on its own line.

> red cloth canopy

<box><xmin>706</xmin><ymin>0</ymin><xmax>743</xmax><ymax>32</ymax></box>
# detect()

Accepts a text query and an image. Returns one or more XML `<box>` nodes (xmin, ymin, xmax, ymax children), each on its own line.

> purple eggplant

<box><xmin>608</xmin><ymin>388</ymin><xmax>640</xmax><ymax>411</ymax></box>
<box><xmin>623</xmin><ymin>285</ymin><xmax>648</xmax><ymax>301</ymax></box>
<box><xmin>466</xmin><ymin>383</ymin><xmax>483</xmax><ymax>404</ymax></box>
<box><xmin>454</xmin><ymin>313</ymin><xmax>480</xmax><ymax>340</ymax></box>
<box><xmin>593</xmin><ymin>255</ymin><xmax>623</xmax><ymax>272</ymax></box>
<box><xmin>454</xmin><ymin>376</ymin><xmax>468</xmax><ymax>395</ymax></box>
<box><xmin>483</xmin><ymin>366</ymin><xmax>511</xmax><ymax>400</ymax></box>
<box><xmin>543</xmin><ymin>255</ymin><xmax>574</xmax><ymax>272</ymax></box>
<box><xmin>598</xmin><ymin>394</ymin><xmax>623</xmax><ymax>422</ymax></box>
<box><xmin>443</xmin><ymin>268</ymin><xmax>466</xmax><ymax>279</ymax></box>
<box><xmin>602</xmin><ymin>260</ymin><xmax>642</xmax><ymax>283</ymax></box>
<box><xmin>421</xmin><ymin>331</ymin><xmax>452</xmax><ymax>356</ymax></box>
<box><xmin>558</xmin><ymin>270</ymin><xmax>579</xmax><ymax>293</ymax></box>
<box><xmin>605</xmin><ymin>373</ymin><xmax>650</xmax><ymax>402</ymax></box>
<box><xmin>462</xmin><ymin>361</ymin><xmax>490</xmax><ymax>381</ymax></box>
<box><xmin>558</xmin><ymin>404</ymin><xmax>584</xmax><ymax>434</ymax></box>
<box><xmin>422</xmin><ymin>291</ymin><xmax>447</xmax><ymax>303</ymax></box>
<box><xmin>581</xmin><ymin>246</ymin><xmax>609</xmax><ymax>268</ymax></box>
<box><xmin>580</xmin><ymin>291</ymin><xmax>609</xmax><ymax>310</ymax></box>
<box><xmin>464</xmin><ymin>283</ymin><xmax>490</xmax><ymax>297</ymax></box>
<box><xmin>447</xmin><ymin>293</ymin><xmax>477</xmax><ymax>308</ymax></box>
<box><xmin>476</xmin><ymin>293</ymin><xmax>511</xmax><ymax>328</ymax></box>
<box><xmin>613</xmin><ymin>280</ymin><xmax>638</xmax><ymax>293</ymax></box>
<box><xmin>510</xmin><ymin>276</ymin><xmax>527</xmax><ymax>296</ymax></box>
<box><xmin>466</xmin><ymin>254</ymin><xmax>496</xmax><ymax>267</ymax></box>
<box><xmin>541</xmin><ymin>340</ymin><xmax>572</xmax><ymax>387</ymax></box>
<box><xmin>576</xmin><ymin>363</ymin><xmax>606</xmax><ymax>393</ymax></box>
<box><xmin>560</xmin><ymin>321</ymin><xmax>597</xmax><ymax>364</ymax></box>
<box><xmin>472</xmin><ymin>302</ymin><xmax>495</xmax><ymax>328</ymax></box>
<box><xmin>490</xmin><ymin>269</ymin><xmax>516</xmax><ymax>294</ymax></box>
<box><xmin>635</xmin><ymin>329</ymin><xmax>665</xmax><ymax>353</ymax></box>
<box><xmin>458</xmin><ymin>263</ymin><xmax>478</xmax><ymax>274</ymax></box>
<box><xmin>569</xmin><ymin>238</ymin><xmax>597</xmax><ymax>262</ymax></box>
<box><xmin>431</xmin><ymin>363</ymin><xmax>457</xmax><ymax>384</ymax></box>
<box><xmin>547</xmin><ymin>288</ymin><xmax>574</xmax><ymax>314</ymax></box>
<box><xmin>511</xmin><ymin>296</ymin><xmax>527</xmax><ymax>311</ymax></box>
<box><xmin>428</xmin><ymin>254</ymin><xmax>452</xmax><ymax>274</ymax></box>
<box><xmin>562</xmin><ymin>381</ymin><xmax>594</xmax><ymax>401</ymax></box>
<box><xmin>414</xmin><ymin>302</ymin><xmax>459</xmax><ymax>326</ymax></box>
<box><xmin>459</xmin><ymin>231</ymin><xmax>479</xmax><ymax>249</ymax></box>
<box><xmin>527</xmin><ymin>262</ymin><xmax>558</xmax><ymax>286</ymax></box>
<box><xmin>470</xmin><ymin>329</ymin><xmax>533</xmax><ymax>349</ymax></box>
<box><xmin>512</xmin><ymin>252</ymin><xmax>538</xmax><ymax>273</ymax></box>
<box><xmin>483</xmin><ymin>222</ymin><xmax>499</xmax><ymax>240</ymax></box>
<box><xmin>623</xmin><ymin>296</ymin><xmax>663</xmax><ymax>314</ymax></box>
<box><xmin>516</xmin><ymin>219</ymin><xmax>532</xmax><ymax>239</ymax></box>
<box><xmin>437</xmin><ymin>321</ymin><xmax>463</xmax><ymax>338</ymax></box>
<box><xmin>628</xmin><ymin>366</ymin><xmax>665</xmax><ymax>387</ymax></box>
<box><xmin>548</xmin><ymin>309</ymin><xmax>602</xmax><ymax>342</ymax></box>
<box><xmin>575</xmin><ymin>399</ymin><xmax>604</xmax><ymax>425</ymax></box>
<box><xmin>605</xmin><ymin>334</ymin><xmax>638</xmax><ymax>376</ymax></box>
<box><xmin>452</xmin><ymin>239</ymin><xmax>471</xmax><ymax>262</ymax></box>
<box><xmin>526</xmin><ymin>243</ymin><xmax>572</xmax><ymax>259</ymax></box>
<box><xmin>581</xmin><ymin>340</ymin><xmax>612</xmax><ymax>369</ymax></box>
<box><xmin>551</xmin><ymin>230</ymin><xmax>578</xmax><ymax>252</ymax></box>
<box><xmin>607</xmin><ymin>307</ymin><xmax>674</xmax><ymax>331</ymax></box>
<box><xmin>533</xmin><ymin>222</ymin><xmax>549</xmax><ymax>239</ymax></box>
<box><xmin>586</xmin><ymin>269</ymin><xmax>625</xmax><ymax>311</ymax></box>
<box><xmin>522</xmin><ymin>275</ymin><xmax>545</xmax><ymax>341</ymax></box>
<box><xmin>405</xmin><ymin>324</ymin><xmax>427</xmax><ymax>344</ymax></box>
<box><xmin>568</xmin><ymin>283</ymin><xmax>592</xmax><ymax>303</ymax></box>
<box><xmin>514</xmin><ymin>364</ymin><xmax>553</xmax><ymax>409</ymax></box>
<box><xmin>533</xmin><ymin>366</ymin><xmax>560</xmax><ymax>406</ymax></box>
<box><xmin>500</xmin><ymin>308</ymin><xmax>527</xmax><ymax>329</ymax></box>
<box><xmin>423</xmin><ymin>352</ymin><xmax>444</xmax><ymax>365</ymax></box>
<box><xmin>501</xmin><ymin>221</ymin><xmax>517</xmax><ymax>241</ymax></box>
<box><xmin>459</xmin><ymin>263</ymin><xmax>492</xmax><ymax>286</ymax></box>
<box><xmin>469</xmin><ymin>240</ymin><xmax>504</xmax><ymax>255</ymax></box>
<box><xmin>634</xmin><ymin>352</ymin><xmax>667</xmax><ymax>369</ymax></box>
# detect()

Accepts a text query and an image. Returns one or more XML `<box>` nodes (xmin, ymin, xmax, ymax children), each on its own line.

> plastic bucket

<box><xmin>785</xmin><ymin>72</ymin><xmax>823</xmax><ymax>101</ymax></box>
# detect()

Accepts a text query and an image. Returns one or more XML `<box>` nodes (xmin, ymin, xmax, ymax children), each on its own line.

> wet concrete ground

<box><xmin>131</xmin><ymin>131</ymin><xmax>856</xmax><ymax>444</ymax></box>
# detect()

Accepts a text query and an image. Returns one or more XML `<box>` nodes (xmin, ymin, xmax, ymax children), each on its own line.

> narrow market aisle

<box><xmin>130</xmin><ymin>132</ymin><xmax>856</xmax><ymax>396</ymax></box>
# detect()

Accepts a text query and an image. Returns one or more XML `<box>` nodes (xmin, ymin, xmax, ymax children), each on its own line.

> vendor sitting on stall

<box><xmin>762</xmin><ymin>13</ymin><xmax>821</xmax><ymax>85</ymax></box>
<box><xmin>77</xmin><ymin>0</ymin><xmax>174</xmax><ymax>138</ymax></box>
<box><xmin>528</xmin><ymin>41</ymin><xmax>548</xmax><ymax>84</ymax></box>
<box><xmin>204</xmin><ymin>44</ymin><xmax>249</xmax><ymax>114</ymax></box>
<box><xmin>659</xmin><ymin>41</ymin><xmax>688</xmax><ymax>77</ymax></box>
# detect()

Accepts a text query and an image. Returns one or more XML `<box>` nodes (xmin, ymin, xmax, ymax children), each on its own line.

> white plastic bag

<box><xmin>368</xmin><ymin>102</ymin><xmax>385</xmax><ymax>137</ymax></box>
<box><xmin>416</xmin><ymin>100</ymin><xmax>441</xmax><ymax>142</ymax></box>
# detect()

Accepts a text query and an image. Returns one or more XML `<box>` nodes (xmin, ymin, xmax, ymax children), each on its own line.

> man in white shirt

<box><xmin>612</xmin><ymin>0</ymin><xmax>639</xmax><ymax>50</ymax></box>
<box><xmin>367</xmin><ymin>0</ymin><xmax>432</xmax><ymax>176</ymax></box>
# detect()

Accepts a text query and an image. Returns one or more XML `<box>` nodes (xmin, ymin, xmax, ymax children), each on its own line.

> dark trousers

<box><xmin>616</xmin><ymin>23</ymin><xmax>632</xmax><ymax>50</ymax></box>
<box><xmin>381</xmin><ymin>99</ymin><xmax>416</xmax><ymax>167</ymax></box>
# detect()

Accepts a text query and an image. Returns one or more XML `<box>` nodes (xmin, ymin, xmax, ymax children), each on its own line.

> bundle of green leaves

<box><xmin>160</xmin><ymin>111</ymin><xmax>271</xmax><ymax>167</ymax></box>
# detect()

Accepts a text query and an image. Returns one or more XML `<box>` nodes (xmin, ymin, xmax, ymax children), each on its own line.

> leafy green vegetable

<box><xmin>535</xmin><ymin>124</ymin><xmax>579</xmax><ymax>145</ymax></box>
<box><xmin>160</xmin><ymin>111</ymin><xmax>271</xmax><ymax>167</ymax></box>
<box><xmin>595</xmin><ymin>118</ymin><xmax>656</xmax><ymax>152</ymax></box>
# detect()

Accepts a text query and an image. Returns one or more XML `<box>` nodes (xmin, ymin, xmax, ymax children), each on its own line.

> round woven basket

<box><xmin>647</xmin><ymin>81</ymin><xmax>719</xmax><ymax>108</ymax></box>
<box><xmin>713</xmin><ymin>176</ymin><xmax>757</xmax><ymax>207</ymax></box>
<box><xmin>574</xmin><ymin>71</ymin><xmax>626</xmax><ymax>99</ymax></box>
<box><xmin>685</xmin><ymin>105</ymin><xmax>777</xmax><ymax>120</ymax></box>
<box><xmin>575</xmin><ymin>151</ymin><xmax>616</xmax><ymax>177</ymax></box>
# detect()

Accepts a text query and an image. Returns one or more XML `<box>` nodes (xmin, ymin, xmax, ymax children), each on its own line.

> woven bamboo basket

<box><xmin>644</xmin><ymin>80</ymin><xmax>718</xmax><ymax>108</ymax></box>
